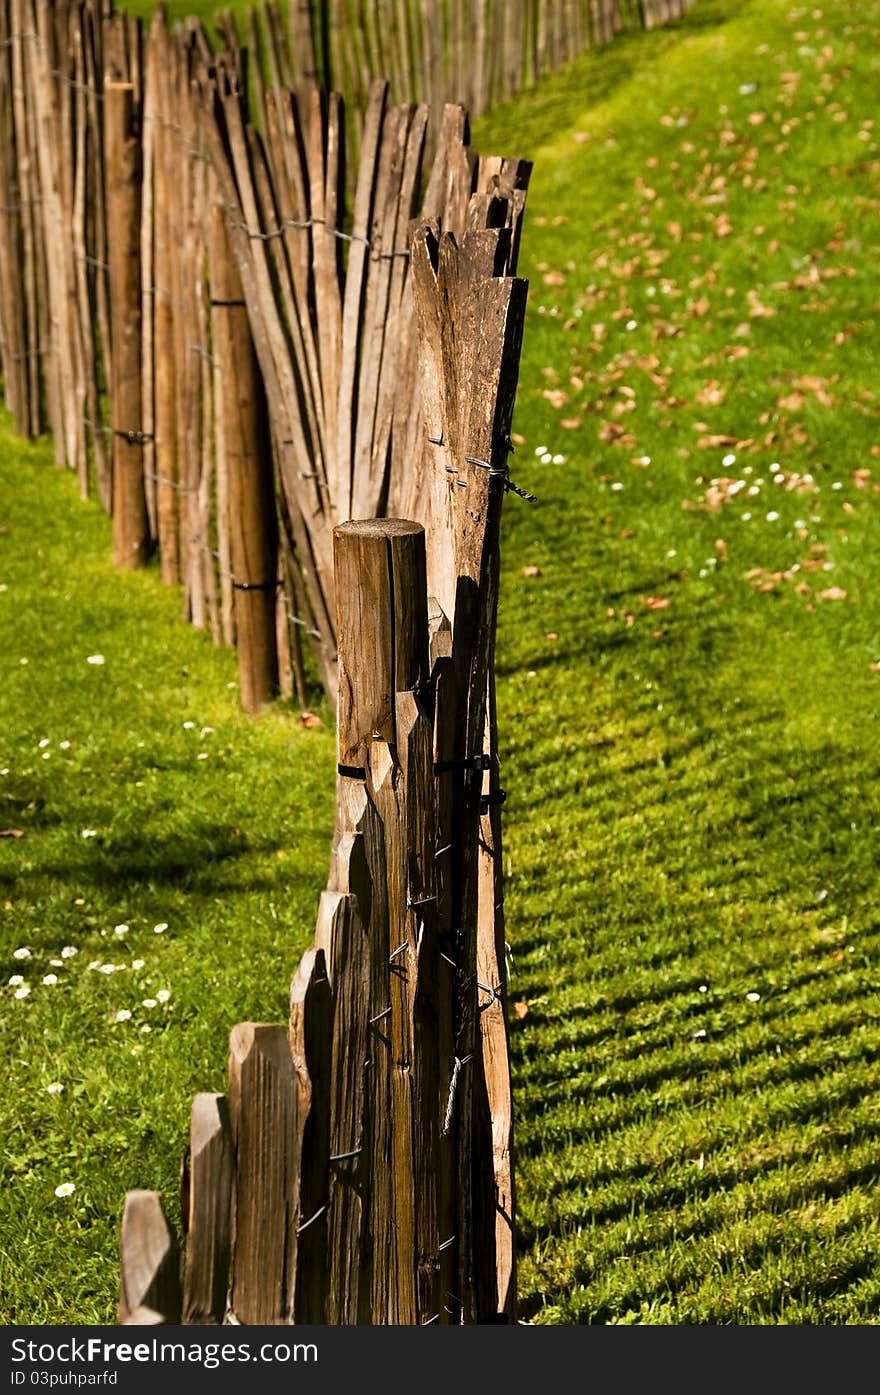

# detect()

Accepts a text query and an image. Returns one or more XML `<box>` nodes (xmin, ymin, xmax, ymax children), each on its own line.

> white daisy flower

<box><xmin>54</xmin><ymin>1182</ymin><xmax>75</xmax><ymax>1197</ymax></box>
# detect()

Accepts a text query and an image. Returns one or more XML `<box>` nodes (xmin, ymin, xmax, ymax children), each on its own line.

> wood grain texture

<box><xmin>228</xmin><ymin>1022</ymin><xmax>299</xmax><ymax>1324</ymax></box>
<box><xmin>182</xmin><ymin>1092</ymin><xmax>234</xmax><ymax>1325</ymax></box>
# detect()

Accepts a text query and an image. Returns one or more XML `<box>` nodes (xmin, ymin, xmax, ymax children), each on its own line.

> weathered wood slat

<box><xmin>228</xmin><ymin>1022</ymin><xmax>299</xmax><ymax>1325</ymax></box>
<box><xmin>118</xmin><ymin>1190</ymin><xmax>182</xmax><ymax>1324</ymax></box>
<box><xmin>182</xmin><ymin>1093</ymin><xmax>234</xmax><ymax>1325</ymax></box>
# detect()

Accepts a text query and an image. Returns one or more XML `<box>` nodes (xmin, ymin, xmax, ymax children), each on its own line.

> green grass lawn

<box><xmin>3</xmin><ymin>0</ymin><xmax>880</xmax><ymax>1324</ymax></box>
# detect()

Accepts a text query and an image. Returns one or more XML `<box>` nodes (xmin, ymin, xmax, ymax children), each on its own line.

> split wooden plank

<box><xmin>118</xmin><ymin>1190</ymin><xmax>182</xmax><ymax>1324</ymax></box>
<box><xmin>228</xmin><ymin>1022</ymin><xmax>299</xmax><ymax>1325</ymax></box>
<box><xmin>182</xmin><ymin>1093</ymin><xmax>234</xmax><ymax>1325</ymax></box>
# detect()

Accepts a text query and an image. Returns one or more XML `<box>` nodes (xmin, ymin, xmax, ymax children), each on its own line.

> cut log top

<box><xmin>335</xmin><ymin>518</ymin><xmax>425</xmax><ymax>541</ymax></box>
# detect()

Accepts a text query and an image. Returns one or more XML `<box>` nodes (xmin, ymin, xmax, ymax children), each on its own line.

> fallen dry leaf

<box><xmin>0</xmin><ymin>829</ymin><xmax>24</xmax><ymax>839</ymax></box>
<box><xmin>819</xmin><ymin>587</ymin><xmax>847</xmax><ymax>602</ymax></box>
<box><xmin>641</xmin><ymin>596</ymin><xmax>671</xmax><ymax>611</ymax></box>
<box><xmin>697</xmin><ymin>380</ymin><xmax>727</xmax><ymax>407</ymax></box>
<box><xmin>522</xmin><ymin>565</ymin><xmax>541</xmax><ymax>577</ymax></box>
<box><xmin>513</xmin><ymin>1002</ymin><xmax>530</xmax><ymax>1021</ymax></box>
<box><xmin>300</xmin><ymin>711</ymin><xmax>323</xmax><ymax>728</ymax></box>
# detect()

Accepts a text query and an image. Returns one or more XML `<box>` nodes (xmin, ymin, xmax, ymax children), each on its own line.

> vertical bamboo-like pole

<box><xmin>210</xmin><ymin>202</ymin><xmax>279</xmax><ymax>713</ymax></box>
<box><xmin>105</xmin><ymin>80</ymin><xmax>149</xmax><ymax>568</ymax></box>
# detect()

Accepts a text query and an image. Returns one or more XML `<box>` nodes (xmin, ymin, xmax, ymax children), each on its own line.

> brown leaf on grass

<box><xmin>641</xmin><ymin>596</ymin><xmax>671</xmax><ymax>610</ymax></box>
<box><xmin>725</xmin><ymin>344</ymin><xmax>750</xmax><ymax>359</ymax></box>
<box><xmin>691</xmin><ymin>296</ymin><xmax>711</xmax><ymax>317</ymax></box>
<box><xmin>522</xmin><ymin>565</ymin><xmax>541</xmax><ymax>577</ymax></box>
<box><xmin>715</xmin><ymin>538</ymin><xmax>729</xmax><ymax>562</ymax></box>
<box><xmin>0</xmin><ymin>829</ymin><xmax>24</xmax><ymax>839</ymax></box>
<box><xmin>652</xmin><ymin>321</ymin><xmax>683</xmax><ymax>341</ymax></box>
<box><xmin>697</xmin><ymin>433</ymin><xmax>738</xmax><ymax>449</ymax></box>
<box><xmin>300</xmin><ymin>711</ymin><xmax>323</xmax><ymax>728</ymax></box>
<box><xmin>869</xmin><ymin>662</ymin><xmax>880</xmax><ymax>673</ymax></box>
<box><xmin>542</xmin><ymin>270</ymin><xmax>566</xmax><ymax>286</ymax></box>
<box><xmin>696</xmin><ymin>380</ymin><xmax>727</xmax><ymax>407</ymax></box>
<box><xmin>853</xmin><ymin>469</ymin><xmax>872</xmax><ymax>487</ymax></box>
<box><xmin>542</xmin><ymin>388</ymin><xmax>568</xmax><ymax>409</ymax></box>
<box><xmin>714</xmin><ymin>213</ymin><xmax>733</xmax><ymax>237</ymax></box>
<box><xmin>819</xmin><ymin>587</ymin><xmax>847</xmax><ymax>601</ymax></box>
<box><xmin>513</xmin><ymin>1002</ymin><xmax>530</xmax><ymax>1021</ymax></box>
<box><xmin>560</xmin><ymin>417</ymin><xmax>582</xmax><ymax>430</ymax></box>
<box><xmin>777</xmin><ymin>392</ymin><xmax>806</xmax><ymax>411</ymax></box>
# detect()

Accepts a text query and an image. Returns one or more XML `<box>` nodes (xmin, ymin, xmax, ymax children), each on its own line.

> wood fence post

<box><xmin>332</xmin><ymin>518</ymin><xmax>444</xmax><ymax>1325</ymax></box>
<box><xmin>210</xmin><ymin>202</ymin><xmax>279</xmax><ymax>712</ymax></box>
<box><xmin>105</xmin><ymin>80</ymin><xmax>149</xmax><ymax>568</ymax></box>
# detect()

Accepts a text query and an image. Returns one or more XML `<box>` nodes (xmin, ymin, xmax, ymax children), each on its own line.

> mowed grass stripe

<box><xmin>474</xmin><ymin>0</ymin><xmax>880</xmax><ymax>1323</ymax></box>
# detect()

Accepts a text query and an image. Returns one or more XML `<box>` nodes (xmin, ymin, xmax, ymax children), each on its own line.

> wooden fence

<box><xmin>120</xmin><ymin>216</ymin><xmax>528</xmax><ymax>1313</ymax></box>
<box><xmin>231</xmin><ymin>0</ymin><xmax>696</xmax><ymax>130</ymax></box>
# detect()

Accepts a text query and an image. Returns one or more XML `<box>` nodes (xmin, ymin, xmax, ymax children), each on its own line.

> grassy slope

<box><xmin>0</xmin><ymin>442</ymin><xmax>336</xmax><ymax>1321</ymax></box>
<box><xmin>2</xmin><ymin>0</ymin><xmax>880</xmax><ymax>1324</ymax></box>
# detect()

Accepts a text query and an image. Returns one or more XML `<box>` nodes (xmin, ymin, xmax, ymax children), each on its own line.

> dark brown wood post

<box><xmin>105</xmin><ymin>81</ymin><xmax>149</xmax><ymax>568</ymax></box>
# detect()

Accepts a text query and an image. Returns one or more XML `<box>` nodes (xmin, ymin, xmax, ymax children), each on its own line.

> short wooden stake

<box><xmin>118</xmin><ymin>1189</ymin><xmax>182</xmax><ymax>1323</ymax></box>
